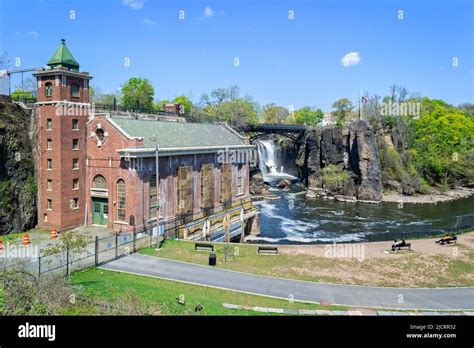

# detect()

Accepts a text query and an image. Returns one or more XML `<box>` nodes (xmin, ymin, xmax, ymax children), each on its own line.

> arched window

<box><xmin>45</xmin><ymin>83</ymin><xmax>53</xmax><ymax>97</ymax></box>
<box><xmin>71</xmin><ymin>84</ymin><xmax>80</xmax><ymax>98</ymax></box>
<box><xmin>149</xmin><ymin>175</ymin><xmax>158</xmax><ymax>218</ymax></box>
<box><xmin>117</xmin><ymin>179</ymin><xmax>126</xmax><ymax>221</ymax></box>
<box><xmin>92</xmin><ymin>175</ymin><xmax>107</xmax><ymax>189</ymax></box>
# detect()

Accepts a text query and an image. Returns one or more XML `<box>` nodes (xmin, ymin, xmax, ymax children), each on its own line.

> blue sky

<box><xmin>1</xmin><ymin>0</ymin><xmax>472</xmax><ymax>110</ymax></box>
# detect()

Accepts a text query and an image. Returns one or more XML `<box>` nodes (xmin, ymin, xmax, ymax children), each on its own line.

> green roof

<box><xmin>112</xmin><ymin>118</ymin><xmax>246</xmax><ymax>148</ymax></box>
<box><xmin>47</xmin><ymin>39</ymin><xmax>80</xmax><ymax>71</ymax></box>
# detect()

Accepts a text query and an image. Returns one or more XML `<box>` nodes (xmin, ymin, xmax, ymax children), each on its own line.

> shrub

<box><xmin>321</xmin><ymin>165</ymin><xmax>350</xmax><ymax>192</ymax></box>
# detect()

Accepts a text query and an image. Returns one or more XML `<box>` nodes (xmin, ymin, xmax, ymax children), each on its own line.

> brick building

<box><xmin>34</xmin><ymin>40</ymin><xmax>257</xmax><ymax>240</ymax></box>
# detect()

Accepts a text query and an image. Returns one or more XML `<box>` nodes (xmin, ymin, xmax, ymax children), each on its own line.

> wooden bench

<box><xmin>257</xmin><ymin>246</ymin><xmax>279</xmax><ymax>255</ymax></box>
<box><xmin>195</xmin><ymin>243</ymin><xmax>214</xmax><ymax>252</ymax></box>
<box><xmin>391</xmin><ymin>242</ymin><xmax>411</xmax><ymax>251</ymax></box>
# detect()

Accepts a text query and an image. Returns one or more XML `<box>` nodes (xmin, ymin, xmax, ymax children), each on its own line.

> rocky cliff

<box><xmin>296</xmin><ymin>120</ymin><xmax>383</xmax><ymax>202</ymax></box>
<box><xmin>0</xmin><ymin>101</ymin><xmax>38</xmax><ymax>234</ymax></box>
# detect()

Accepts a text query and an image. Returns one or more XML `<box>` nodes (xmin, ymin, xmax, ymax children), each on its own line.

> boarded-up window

<box><xmin>177</xmin><ymin>166</ymin><xmax>193</xmax><ymax>215</ymax></box>
<box><xmin>220</xmin><ymin>163</ymin><xmax>232</xmax><ymax>203</ymax></box>
<box><xmin>149</xmin><ymin>174</ymin><xmax>158</xmax><ymax>219</ymax></box>
<box><xmin>201</xmin><ymin>164</ymin><xmax>215</xmax><ymax>208</ymax></box>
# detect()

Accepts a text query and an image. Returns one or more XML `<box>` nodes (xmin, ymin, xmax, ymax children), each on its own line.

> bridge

<box><xmin>236</xmin><ymin>124</ymin><xmax>307</xmax><ymax>142</ymax></box>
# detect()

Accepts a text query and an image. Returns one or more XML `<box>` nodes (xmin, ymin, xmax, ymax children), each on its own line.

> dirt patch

<box><xmin>276</xmin><ymin>232</ymin><xmax>474</xmax><ymax>287</ymax></box>
<box><xmin>382</xmin><ymin>187</ymin><xmax>474</xmax><ymax>204</ymax></box>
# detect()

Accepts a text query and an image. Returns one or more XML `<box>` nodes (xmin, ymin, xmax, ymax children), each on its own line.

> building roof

<box><xmin>47</xmin><ymin>39</ymin><xmax>80</xmax><ymax>71</ymax></box>
<box><xmin>111</xmin><ymin>118</ymin><xmax>248</xmax><ymax>149</ymax></box>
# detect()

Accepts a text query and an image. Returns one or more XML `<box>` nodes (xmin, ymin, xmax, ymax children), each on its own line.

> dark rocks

<box><xmin>0</xmin><ymin>102</ymin><xmax>38</xmax><ymax>234</ymax></box>
<box><xmin>349</xmin><ymin>121</ymin><xmax>383</xmax><ymax>202</ymax></box>
<box><xmin>321</xmin><ymin>127</ymin><xmax>344</xmax><ymax>169</ymax></box>
<box><xmin>275</xmin><ymin>179</ymin><xmax>291</xmax><ymax>189</ymax></box>
<box><xmin>296</xmin><ymin>127</ymin><xmax>322</xmax><ymax>188</ymax></box>
<box><xmin>249</xmin><ymin>169</ymin><xmax>279</xmax><ymax>200</ymax></box>
<box><xmin>296</xmin><ymin>120</ymin><xmax>383</xmax><ymax>202</ymax></box>
<box><xmin>249</xmin><ymin>171</ymin><xmax>264</xmax><ymax>194</ymax></box>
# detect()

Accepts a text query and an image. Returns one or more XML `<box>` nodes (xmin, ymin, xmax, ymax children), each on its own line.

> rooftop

<box><xmin>111</xmin><ymin>118</ymin><xmax>249</xmax><ymax>149</ymax></box>
<box><xmin>47</xmin><ymin>39</ymin><xmax>80</xmax><ymax>71</ymax></box>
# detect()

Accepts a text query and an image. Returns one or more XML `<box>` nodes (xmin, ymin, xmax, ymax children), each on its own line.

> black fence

<box><xmin>363</xmin><ymin>217</ymin><xmax>474</xmax><ymax>243</ymax></box>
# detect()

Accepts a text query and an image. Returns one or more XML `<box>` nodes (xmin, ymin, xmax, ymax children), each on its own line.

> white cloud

<box><xmin>144</xmin><ymin>19</ymin><xmax>156</xmax><ymax>25</ymax></box>
<box><xmin>340</xmin><ymin>52</ymin><xmax>361</xmax><ymax>67</ymax></box>
<box><xmin>15</xmin><ymin>31</ymin><xmax>39</xmax><ymax>37</ymax></box>
<box><xmin>123</xmin><ymin>0</ymin><xmax>144</xmax><ymax>10</ymax></box>
<box><xmin>202</xmin><ymin>5</ymin><xmax>215</xmax><ymax>18</ymax></box>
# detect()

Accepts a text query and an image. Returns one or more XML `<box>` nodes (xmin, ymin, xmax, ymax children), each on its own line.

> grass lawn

<box><xmin>0</xmin><ymin>229</ymin><xmax>50</xmax><ymax>243</ymax></box>
<box><xmin>139</xmin><ymin>238</ymin><xmax>474</xmax><ymax>288</ymax></box>
<box><xmin>70</xmin><ymin>267</ymin><xmax>349</xmax><ymax>315</ymax></box>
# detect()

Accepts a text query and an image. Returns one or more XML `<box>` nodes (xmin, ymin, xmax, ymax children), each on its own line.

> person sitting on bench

<box><xmin>436</xmin><ymin>234</ymin><xmax>457</xmax><ymax>245</ymax></box>
<box><xmin>392</xmin><ymin>239</ymin><xmax>409</xmax><ymax>251</ymax></box>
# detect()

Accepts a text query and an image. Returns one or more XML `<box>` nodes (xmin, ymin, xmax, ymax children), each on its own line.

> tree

<box><xmin>411</xmin><ymin>98</ymin><xmax>474</xmax><ymax>185</ymax></box>
<box><xmin>388</xmin><ymin>84</ymin><xmax>409</xmax><ymax>103</ymax></box>
<box><xmin>199</xmin><ymin>85</ymin><xmax>240</xmax><ymax>107</ymax></box>
<box><xmin>210</xmin><ymin>98</ymin><xmax>258</xmax><ymax>126</ymax></box>
<box><xmin>262</xmin><ymin>104</ymin><xmax>290</xmax><ymax>124</ymax></box>
<box><xmin>458</xmin><ymin>103</ymin><xmax>474</xmax><ymax>117</ymax></box>
<box><xmin>89</xmin><ymin>86</ymin><xmax>119</xmax><ymax>105</ymax></box>
<box><xmin>331</xmin><ymin>98</ymin><xmax>354</xmax><ymax>123</ymax></box>
<box><xmin>14</xmin><ymin>77</ymin><xmax>37</xmax><ymax>98</ymax></box>
<box><xmin>120</xmin><ymin>77</ymin><xmax>155</xmax><ymax>112</ymax></box>
<box><xmin>11</xmin><ymin>89</ymin><xmax>35</xmax><ymax>102</ymax></box>
<box><xmin>0</xmin><ymin>51</ymin><xmax>9</xmax><ymax>69</ymax></box>
<box><xmin>295</xmin><ymin>107</ymin><xmax>324</xmax><ymax>126</ymax></box>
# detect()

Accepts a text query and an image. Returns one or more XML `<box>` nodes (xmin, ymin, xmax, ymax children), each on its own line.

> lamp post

<box><xmin>149</xmin><ymin>137</ymin><xmax>160</xmax><ymax>236</ymax></box>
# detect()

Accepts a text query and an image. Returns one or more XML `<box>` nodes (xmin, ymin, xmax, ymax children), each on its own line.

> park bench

<box><xmin>195</xmin><ymin>242</ymin><xmax>214</xmax><ymax>252</ymax></box>
<box><xmin>257</xmin><ymin>246</ymin><xmax>279</xmax><ymax>255</ymax></box>
<box><xmin>391</xmin><ymin>240</ymin><xmax>411</xmax><ymax>251</ymax></box>
<box><xmin>436</xmin><ymin>235</ymin><xmax>457</xmax><ymax>245</ymax></box>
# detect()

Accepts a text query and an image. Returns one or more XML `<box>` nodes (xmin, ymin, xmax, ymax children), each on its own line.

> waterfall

<box><xmin>256</xmin><ymin>139</ymin><xmax>296</xmax><ymax>182</ymax></box>
<box><xmin>257</xmin><ymin>140</ymin><xmax>278</xmax><ymax>176</ymax></box>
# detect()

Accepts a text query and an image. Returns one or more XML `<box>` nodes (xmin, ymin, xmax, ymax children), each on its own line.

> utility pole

<box><xmin>149</xmin><ymin>137</ymin><xmax>160</xmax><ymax>237</ymax></box>
<box><xmin>359</xmin><ymin>89</ymin><xmax>362</xmax><ymax>121</ymax></box>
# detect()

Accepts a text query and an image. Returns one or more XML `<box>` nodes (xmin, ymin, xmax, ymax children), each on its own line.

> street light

<box><xmin>149</xmin><ymin>137</ymin><xmax>160</xmax><ymax>236</ymax></box>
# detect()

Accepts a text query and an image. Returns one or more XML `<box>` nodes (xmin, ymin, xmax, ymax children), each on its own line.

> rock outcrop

<box><xmin>297</xmin><ymin>120</ymin><xmax>383</xmax><ymax>202</ymax></box>
<box><xmin>0</xmin><ymin>101</ymin><xmax>38</xmax><ymax>234</ymax></box>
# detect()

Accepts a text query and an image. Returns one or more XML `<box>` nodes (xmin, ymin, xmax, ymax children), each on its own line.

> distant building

<box><xmin>321</xmin><ymin>112</ymin><xmax>336</xmax><ymax>126</ymax></box>
<box><xmin>33</xmin><ymin>40</ymin><xmax>257</xmax><ymax>240</ymax></box>
<box><xmin>163</xmin><ymin>103</ymin><xmax>184</xmax><ymax>115</ymax></box>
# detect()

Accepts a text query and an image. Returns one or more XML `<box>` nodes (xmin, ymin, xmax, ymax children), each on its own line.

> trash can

<box><xmin>209</xmin><ymin>252</ymin><xmax>216</xmax><ymax>266</ymax></box>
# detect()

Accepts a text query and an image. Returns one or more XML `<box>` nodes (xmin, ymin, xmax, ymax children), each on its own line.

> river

<box><xmin>253</xmin><ymin>139</ymin><xmax>474</xmax><ymax>244</ymax></box>
<box><xmin>250</xmin><ymin>188</ymin><xmax>474</xmax><ymax>244</ymax></box>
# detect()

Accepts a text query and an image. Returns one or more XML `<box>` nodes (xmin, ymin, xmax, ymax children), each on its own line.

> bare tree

<box><xmin>15</xmin><ymin>76</ymin><xmax>37</xmax><ymax>97</ymax></box>
<box><xmin>0</xmin><ymin>51</ymin><xmax>10</xmax><ymax>70</ymax></box>
<box><xmin>388</xmin><ymin>84</ymin><xmax>409</xmax><ymax>103</ymax></box>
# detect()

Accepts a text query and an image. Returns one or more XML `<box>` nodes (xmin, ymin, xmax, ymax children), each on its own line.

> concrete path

<box><xmin>100</xmin><ymin>253</ymin><xmax>474</xmax><ymax>310</ymax></box>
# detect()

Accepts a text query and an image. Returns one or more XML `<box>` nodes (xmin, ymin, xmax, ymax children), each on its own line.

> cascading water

<box><xmin>256</xmin><ymin>139</ymin><xmax>296</xmax><ymax>183</ymax></box>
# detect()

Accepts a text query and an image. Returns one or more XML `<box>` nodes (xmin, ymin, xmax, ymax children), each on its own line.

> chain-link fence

<box><xmin>0</xmin><ymin>228</ymin><xmax>163</xmax><ymax>278</ymax></box>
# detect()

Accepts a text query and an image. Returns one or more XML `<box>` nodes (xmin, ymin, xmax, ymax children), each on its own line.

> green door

<box><xmin>92</xmin><ymin>198</ymin><xmax>109</xmax><ymax>225</ymax></box>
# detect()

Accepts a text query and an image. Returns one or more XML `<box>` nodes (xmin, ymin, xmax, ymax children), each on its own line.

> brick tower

<box><xmin>34</xmin><ymin>39</ymin><xmax>92</xmax><ymax>230</ymax></box>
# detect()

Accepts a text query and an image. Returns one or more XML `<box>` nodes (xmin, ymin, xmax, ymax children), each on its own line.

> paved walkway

<box><xmin>100</xmin><ymin>253</ymin><xmax>474</xmax><ymax>310</ymax></box>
